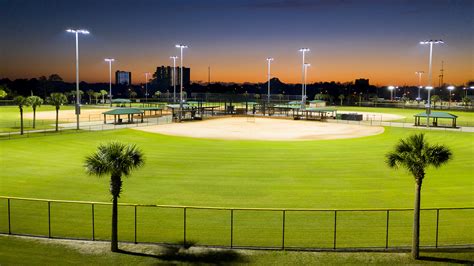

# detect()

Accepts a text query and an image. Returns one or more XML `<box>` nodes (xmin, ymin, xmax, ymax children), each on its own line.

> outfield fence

<box><xmin>0</xmin><ymin>115</ymin><xmax>173</xmax><ymax>140</ymax></box>
<box><xmin>0</xmin><ymin>196</ymin><xmax>472</xmax><ymax>250</ymax></box>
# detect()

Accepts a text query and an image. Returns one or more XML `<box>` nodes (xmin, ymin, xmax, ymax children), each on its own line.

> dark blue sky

<box><xmin>1</xmin><ymin>0</ymin><xmax>472</xmax><ymax>85</ymax></box>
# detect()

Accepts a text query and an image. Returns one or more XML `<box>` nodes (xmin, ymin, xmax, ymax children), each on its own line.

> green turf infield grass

<box><xmin>0</xmin><ymin>127</ymin><xmax>472</xmax><ymax>248</ymax></box>
<box><xmin>1</xmin><ymin>235</ymin><xmax>473</xmax><ymax>265</ymax></box>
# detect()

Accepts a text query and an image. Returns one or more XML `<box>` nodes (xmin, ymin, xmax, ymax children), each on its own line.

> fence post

<box><xmin>48</xmin><ymin>201</ymin><xmax>51</xmax><ymax>238</ymax></box>
<box><xmin>230</xmin><ymin>209</ymin><xmax>234</xmax><ymax>248</ymax></box>
<box><xmin>385</xmin><ymin>210</ymin><xmax>390</xmax><ymax>249</ymax></box>
<box><xmin>282</xmin><ymin>210</ymin><xmax>286</xmax><ymax>250</ymax></box>
<box><xmin>183</xmin><ymin>207</ymin><xmax>187</xmax><ymax>245</ymax></box>
<box><xmin>435</xmin><ymin>209</ymin><xmax>439</xmax><ymax>248</ymax></box>
<box><xmin>333</xmin><ymin>210</ymin><xmax>337</xmax><ymax>249</ymax></box>
<box><xmin>134</xmin><ymin>205</ymin><xmax>137</xmax><ymax>244</ymax></box>
<box><xmin>7</xmin><ymin>198</ymin><xmax>11</xmax><ymax>234</ymax></box>
<box><xmin>91</xmin><ymin>204</ymin><xmax>95</xmax><ymax>241</ymax></box>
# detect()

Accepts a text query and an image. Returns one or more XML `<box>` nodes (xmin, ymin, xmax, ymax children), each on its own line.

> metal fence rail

<box><xmin>0</xmin><ymin>196</ymin><xmax>472</xmax><ymax>250</ymax></box>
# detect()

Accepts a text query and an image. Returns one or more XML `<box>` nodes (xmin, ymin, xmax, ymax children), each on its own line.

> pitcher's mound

<box><xmin>134</xmin><ymin>117</ymin><xmax>384</xmax><ymax>141</ymax></box>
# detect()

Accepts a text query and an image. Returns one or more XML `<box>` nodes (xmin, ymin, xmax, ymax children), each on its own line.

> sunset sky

<box><xmin>1</xmin><ymin>0</ymin><xmax>472</xmax><ymax>86</ymax></box>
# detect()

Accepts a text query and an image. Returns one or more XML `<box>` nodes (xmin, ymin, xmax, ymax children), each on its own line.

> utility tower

<box><xmin>438</xmin><ymin>60</ymin><xmax>444</xmax><ymax>87</ymax></box>
<box><xmin>208</xmin><ymin>66</ymin><xmax>210</xmax><ymax>85</ymax></box>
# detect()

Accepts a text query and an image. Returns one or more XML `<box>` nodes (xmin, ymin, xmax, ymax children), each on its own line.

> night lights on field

<box><xmin>66</xmin><ymin>28</ymin><xmax>90</xmax><ymax>130</ymax></box>
<box><xmin>298</xmin><ymin>48</ymin><xmax>310</xmax><ymax>105</ymax></box>
<box><xmin>170</xmin><ymin>56</ymin><xmax>179</xmax><ymax>102</ymax></box>
<box><xmin>104</xmin><ymin>58</ymin><xmax>115</xmax><ymax>106</ymax></box>
<box><xmin>266</xmin><ymin>57</ymin><xmax>274</xmax><ymax>103</ymax></box>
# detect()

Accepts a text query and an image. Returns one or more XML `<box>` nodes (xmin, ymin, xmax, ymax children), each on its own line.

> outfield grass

<box><xmin>0</xmin><ymin>127</ymin><xmax>472</xmax><ymax>248</ymax></box>
<box><xmin>1</xmin><ymin>235</ymin><xmax>473</xmax><ymax>265</ymax></box>
<box><xmin>0</xmin><ymin>105</ymin><xmax>100</xmax><ymax>133</ymax></box>
<box><xmin>338</xmin><ymin>106</ymin><xmax>474</xmax><ymax>126</ymax></box>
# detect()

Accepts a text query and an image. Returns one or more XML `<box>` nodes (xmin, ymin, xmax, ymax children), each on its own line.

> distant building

<box><xmin>355</xmin><ymin>78</ymin><xmax>369</xmax><ymax>87</ymax></box>
<box><xmin>115</xmin><ymin>71</ymin><xmax>132</xmax><ymax>85</ymax></box>
<box><xmin>154</xmin><ymin>66</ymin><xmax>190</xmax><ymax>88</ymax></box>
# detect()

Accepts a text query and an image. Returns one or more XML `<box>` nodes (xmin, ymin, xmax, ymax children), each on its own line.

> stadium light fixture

<box><xmin>144</xmin><ymin>72</ymin><xmax>151</xmax><ymax>103</ymax></box>
<box><xmin>299</xmin><ymin>48</ymin><xmax>310</xmax><ymax>106</ymax></box>
<box><xmin>304</xmin><ymin>63</ymin><xmax>311</xmax><ymax>101</ymax></box>
<box><xmin>415</xmin><ymin>71</ymin><xmax>424</xmax><ymax>100</ymax></box>
<box><xmin>266</xmin><ymin>57</ymin><xmax>274</xmax><ymax>103</ymax></box>
<box><xmin>388</xmin><ymin>86</ymin><xmax>395</xmax><ymax>101</ymax></box>
<box><xmin>66</xmin><ymin>28</ymin><xmax>90</xmax><ymax>130</ymax></box>
<box><xmin>170</xmin><ymin>56</ymin><xmax>179</xmax><ymax>103</ymax></box>
<box><xmin>447</xmin><ymin>86</ymin><xmax>455</xmax><ymax>108</ymax></box>
<box><xmin>175</xmin><ymin>44</ymin><xmax>188</xmax><ymax>120</ymax></box>
<box><xmin>104</xmin><ymin>58</ymin><xmax>115</xmax><ymax>107</ymax></box>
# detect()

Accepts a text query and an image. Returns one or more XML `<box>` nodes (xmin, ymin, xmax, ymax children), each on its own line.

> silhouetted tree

<box><xmin>47</xmin><ymin>93</ymin><xmax>67</xmax><ymax>131</ymax></box>
<box><xmin>26</xmin><ymin>96</ymin><xmax>44</xmax><ymax>128</ymax></box>
<box><xmin>431</xmin><ymin>95</ymin><xmax>441</xmax><ymax>108</ymax></box>
<box><xmin>87</xmin><ymin>89</ymin><xmax>94</xmax><ymax>104</ymax></box>
<box><xmin>0</xmin><ymin>88</ymin><xmax>7</xmax><ymax>99</ymax></box>
<box><xmin>13</xmin><ymin>96</ymin><xmax>28</xmax><ymax>135</ymax></box>
<box><xmin>338</xmin><ymin>94</ymin><xmax>345</xmax><ymax>106</ymax></box>
<box><xmin>84</xmin><ymin>142</ymin><xmax>145</xmax><ymax>252</ymax></box>
<box><xmin>93</xmin><ymin>92</ymin><xmax>101</xmax><ymax>104</ymax></box>
<box><xmin>100</xmin><ymin>90</ymin><xmax>108</xmax><ymax>104</ymax></box>
<box><xmin>462</xmin><ymin>97</ymin><xmax>471</xmax><ymax>106</ymax></box>
<box><xmin>386</xmin><ymin>134</ymin><xmax>452</xmax><ymax>259</ymax></box>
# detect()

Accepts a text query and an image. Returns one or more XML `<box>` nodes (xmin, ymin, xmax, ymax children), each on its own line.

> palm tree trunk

<box><xmin>111</xmin><ymin>195</ymin><xmax>118</xmax><ymax>252</ymax></box>
<box><xmin>33</xmin><ymin>107</ymin><xmax>36</xmax><ymax>129</ymax></box>
<box><xmin>55</xmin><ymin>107</ymin><xmax>59</xmax><ymax>131</ymax></box>
<box><xmin>412</xmin><ymin>179</ymin><xmax>422</xmax><ymax>259</ymax></box>
<box><xmin>20</xmin><ymin>107</ymin><xmax>24</xmax><ymax>135</ymax></box>
<box><xmin>110</xmin><ymin>174</ymin><xmax>122</xmax><ymax>252</ymax></box>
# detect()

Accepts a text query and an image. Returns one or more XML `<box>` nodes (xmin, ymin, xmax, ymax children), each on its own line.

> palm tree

<box><xmin>100</xmin><ymin>90</ymin><xmax>108</xmax><ymax>104</ymax></box>
<box><xmin>26</xmin><ymin>96</ymin><xmax>44</xmax><ymax>128</ymax></box>
<box><xmin>431</xmin><ymin>95</ymin><xmax>441</xmax><ymax>108</ymax></box>
<box><xmin>0</xmin><ymin>88</ymin><xmax>7</xmax><ymax>99</ymax></box>
<box><xmin>87</xmin><ymin>89</ymin><xmax>95</xmax><ymax>104</ymax></box>
<box><xmin>338</xmin><ymin>94</ymin><xmax>345</xmax><ymax>106</ymax></box>
<box><xmin>84</xmin><ymin>142</ymin><xmax>145</xmax><ymax>252</ymax></box>
<box><xmin>462</xmin><ymin>96</ymin><xmax>471</xmax><ymax>106</ymax></box>
<box><xmin>386</xmin><ymin>133</ymin><xmax>452</xmax><ymax>259</ymax></box>
<box><xmin>13</xmin><ymin>96</ymin><xmax>28</xmax><ymax>135</ymax></box>
<box><xmin>47</xmin><ymin>93</ymin><xmax>67</xmax><ymax>131</ymax></box>
<box><xmin>93</xmin><ymin>92</ymin><xmax>101</xmax><ymax>104</ymax></box>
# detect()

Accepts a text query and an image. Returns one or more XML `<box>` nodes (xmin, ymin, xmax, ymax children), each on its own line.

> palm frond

<box><xmin>425</xmin><ymin>145</ymin><xmax>452</xmax><ymax>168</ymax></box>
<box><xmin>386</xmin><ymin>133</ymin><xmax>452</xmax><ymax>180</ymax></box>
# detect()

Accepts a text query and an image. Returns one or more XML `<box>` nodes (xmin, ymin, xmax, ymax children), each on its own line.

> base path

<box><xmin>133</xmin><ymin>117</ymin><xmax>384</xmax><ymax>141</ymax></box>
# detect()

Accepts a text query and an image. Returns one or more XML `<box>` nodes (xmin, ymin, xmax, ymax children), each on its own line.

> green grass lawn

<box><xmin>1</xmin><ymin>235</ymin><xmax>472</xmax><ymax>265</ymax></box>
<box><xmin>0</xmin><ymin>105</ymin><xmax>100</xmax><ymax>133</ymax></box>
<box><xmin>0</xmin><ymin>127</ymin><xmax>472</xmax><ymax>249</ymax></box>
<box><xmin>338</xmin><ymin>106</ymin><xmax>474</xmax><ymax>126</ymax></box>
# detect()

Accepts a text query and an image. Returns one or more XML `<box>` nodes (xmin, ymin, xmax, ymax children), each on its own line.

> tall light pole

<box><xmin>266</xmin><ymin>57</ymin><xmax>274</xmax><ymax>103</ymax></box>
<box><xmin>104</xmin><ymin>58</ymin><xmax>115</xmax><ymax>107</ymax></box>
<box><xmin>304</xmin><ymin>63</ymin><xmax>311</xmax><ymax>101</ymax></box>
<box><xmin>175</xmin><ymin>44</ymin><xmax>188</xmax><ymax>121</ymax></box>
<box><xmin>415</xmin><ymin>71</ymin><xmax>424</xmax><ymax>101</ymax></box>
<box><xmin>388</xmin><ymin>86</ymin><xmax>395</xmax><ymax>101</ymax></box>
<box><xmin>144</xmin><ymin>72</ymin><xmax>151</xmax><ymax>103</ymax></box>
<box><xmin>425</xmin><ymin>86</ymin><xmax>433</xmax><ymax>127</ymax></box>
<box><xmin>299</xmin><ymin>48</ymin><xmax>310</xmax><ymax>107</ymax></box>
<box><xmin>420</xmin><ymin>40</ymin><xmax>443</xmax><ymax>88</ymax></box>
<box><xmin>447</xmin><ymin>85</ymin><xmax>455</xmax><ymax>108</ymax></box>
<box><xmin>420</xmin><ymin>40</ymin><xmax>443</xmax><ymax>128</ymax></box>
<box><xmin>170</xmin><ymin>56</ymin><xmax>178</xmax><ymax>103</ymax></box>
<box><xmin>66</xmin><ymin>28</ymin><xmax>89</xmax><ymax>130</ymax></box>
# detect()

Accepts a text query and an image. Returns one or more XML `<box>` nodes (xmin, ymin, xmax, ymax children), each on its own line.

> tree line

<box><xmin>1</xmin><ymin>75</ymin><xmax>473</xmax><ymax>104</ymax></box>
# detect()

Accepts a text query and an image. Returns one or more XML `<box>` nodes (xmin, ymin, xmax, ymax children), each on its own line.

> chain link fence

<box><xmin>0</xmin><ymin>197</ymin><xmax>472</xmax><ymax>250</ymax></box>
